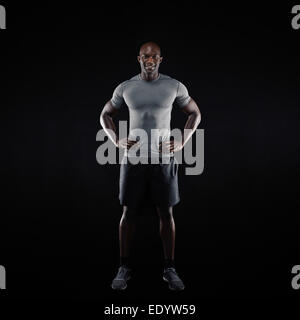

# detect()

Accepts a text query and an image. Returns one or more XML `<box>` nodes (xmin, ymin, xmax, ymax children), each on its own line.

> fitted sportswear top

<box><xmin>110</xmin><ymin>73</ymin><xmax>191</xmax><ymax>158</ymax></box>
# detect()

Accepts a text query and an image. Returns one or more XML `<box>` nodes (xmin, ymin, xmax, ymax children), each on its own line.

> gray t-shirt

<box><xmin>111</xmin><ymin>73</ymin><xmax>191</xmax><ymax>158</ymax></box>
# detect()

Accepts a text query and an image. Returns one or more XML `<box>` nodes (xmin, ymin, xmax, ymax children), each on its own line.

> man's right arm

<box><xmin>100</xmin><ymin>101</ymin><xmax>138</xmax><ymax>150</ymax></box>
<box><xmin>100</xmin><ymin>100</ymin><xmax>120</xmax><ymax>147</ymax></box>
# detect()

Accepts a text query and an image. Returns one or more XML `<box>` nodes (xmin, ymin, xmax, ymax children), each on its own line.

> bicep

<box><xmin>110</xmin><ymin>82</ymin><xmax>124</xmax><ymax>110</ymax></box>
<box><xmin>180</xmin><ymin>98</ymin><xmax>200</xmax><ymax>116</ymax></box>
<box><xmin>101</xmin><ymin>100</ymin><xmax>120</xmax><ymax>118</ymax></box>
<box><xmin>175</xmin><ymin>81</ymin><xmax>191</xmax><ymax>108</ymax></box>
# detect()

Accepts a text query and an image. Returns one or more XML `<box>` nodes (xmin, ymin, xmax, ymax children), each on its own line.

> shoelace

<box><xmin>165</xmin><ymin>268</ymin><xmax>178</xmax><ymax>277</ymax></box>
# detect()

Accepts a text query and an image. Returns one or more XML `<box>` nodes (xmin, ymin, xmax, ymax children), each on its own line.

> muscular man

<box><xmin>100</xmin><ymin>42</ymin><xmax>201</xmax><ymax>291</ymax></box>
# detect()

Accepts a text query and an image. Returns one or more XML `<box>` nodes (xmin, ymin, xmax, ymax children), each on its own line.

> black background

<box><xmin>1</xmin><ymin>0</ymin><xmax>300</xmax><ymax>310</ymax></box>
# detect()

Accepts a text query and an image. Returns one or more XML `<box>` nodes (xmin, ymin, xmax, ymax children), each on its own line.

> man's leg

<box><xmin>156</xmin><ymin>205</ymin><xmax>185</xmax><ymax>291</ymax></box>
<box><xmin>112</xmin><ymin>205</ymin><xmax>139</xmax><ymax>290</ymax></box>
<box><xmin>119</xmin><ymin>205</ymin><xmax>139</xmax><ymax>266</ymax></box>
<box><xmin>156</xmin><ymin>205</ymin><xmax>175</xmax><ymax>265</ymax></box>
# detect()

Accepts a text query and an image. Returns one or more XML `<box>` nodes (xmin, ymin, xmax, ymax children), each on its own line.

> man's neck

<box><xmin>140</xmin><ymin>71</ymin><xmax>159</xmax><ymax>81</ymax></box>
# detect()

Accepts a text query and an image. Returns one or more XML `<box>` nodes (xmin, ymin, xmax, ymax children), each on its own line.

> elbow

<box><xmin>100</xmin><ymin>112</ymin><xmax>104</xmax><ymax>127</ymax></box>
<box><xmin>190</xmin><ymin>99</ymin><xmax>201</xmax><ymax>126</ymax></box>
<box><xmin>194</xmin><ymin>103</ymin><xmax>201</xmax><ymax>126</ymax></box>
<box><xmin>100</xmin><ymin>110</ymin><xmax>108</xmax><ymax>128</ymax></box>
<box><xmin>191</xmin><ymin>110</ymin><xmax>201</xmax><ymax>126</ymax></box>
<box><xmin>197</xmin><ymin>110</ymin><xmax>201</xmax><ymax>126</ymax></box>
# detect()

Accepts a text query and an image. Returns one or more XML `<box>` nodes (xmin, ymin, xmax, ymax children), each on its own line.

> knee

<box><xmin>122</xmin><ymin>206</ymin><xmax>139</xmax><ymax>222</ymax></box>
<box><xmin>157</xmin><ymin>206</ymin><xmax>173</xmax><ymax>222</ymax></box>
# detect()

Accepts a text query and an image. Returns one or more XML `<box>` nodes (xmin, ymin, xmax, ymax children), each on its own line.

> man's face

<box><xmin>138</xmin><ymin>46</ymin><xmax>163</xmax><ymax>74</ymax></box>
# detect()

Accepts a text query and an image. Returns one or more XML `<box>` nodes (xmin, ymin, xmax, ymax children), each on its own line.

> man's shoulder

<box><xmin>118</xmin><ymin>73</ymin><xmax>179</xmax><ymax>86</ymax></box>
<box><xmin>127</xmin><ymin>73</ymin><xmax>174</xmax><ymax>81</ymax></box>
<box><xmin>159</xmin><ymin>73</ymin><xmax>172</xmax><ymax>80</ymax></box>
<box><xmin>116</xmin><ymin>75</ymin><xmax>140</xmax><ymax>89</ymax></box>
<box><xmin>127</xmin><ymin>73</ymin><xmax>178</xmax><ymax>81</ymax></box>
<box><xmin>159</xmin><ymin>74</ymin><xmax>180</xmax><ymax>84</ymax></box>
<box><xmin>129</xmin><ymin>74</ymin><xmax>140</xmax><ymax>81</ymax></box>
<box><xmin>116</xmin><ymin>75</ymin><xmax>140</xmax><ymax>87</ymax></box>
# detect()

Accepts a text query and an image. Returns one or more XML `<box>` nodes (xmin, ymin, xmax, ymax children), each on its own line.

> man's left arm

<box><xmin>163</xmin><ymin>98</ymin><xmax>201</xmax><ymax>152</ymax></box>
<box><xmin>180</xmin><ymin>98</ymin><xmax>201</xmax><ymax>147</ymax></box>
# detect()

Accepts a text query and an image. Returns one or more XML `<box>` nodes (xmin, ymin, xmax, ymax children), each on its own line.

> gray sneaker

<box><xmin>163</xmin><ymin>267</ymin><xmax>185</xmax><ymax>291</ymax></box>
<box><xmin>111</xmin><ymin>266</ymin><xmax>131</xmax><ymax>290</ymax></box>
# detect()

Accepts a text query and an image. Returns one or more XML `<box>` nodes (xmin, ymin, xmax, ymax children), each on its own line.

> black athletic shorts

<box><xmin>119</xmin><ymin>156</ymin><xmax>180</xmax><ymax>208</ymax></box>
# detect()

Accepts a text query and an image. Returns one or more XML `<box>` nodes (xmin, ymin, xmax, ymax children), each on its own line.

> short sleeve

<box><xmin>175</xmin><ymin>81</ymin><xmax>191</xmax><ymax>108</ymax></box>
<box><xmin>110</xmin><ymin>82</ymin><xmax>124</xmax><ymax>109</ymax></box>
